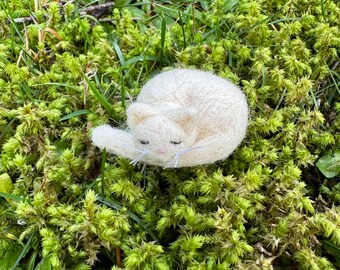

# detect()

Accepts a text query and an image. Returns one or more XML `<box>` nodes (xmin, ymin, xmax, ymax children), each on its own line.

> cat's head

<box><xmin>127</xmin><ymin>103</ymin><xmax>198</xmax><ymax>164</ymax></box>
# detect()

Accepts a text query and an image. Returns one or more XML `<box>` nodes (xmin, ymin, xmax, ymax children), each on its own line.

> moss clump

<box><xmin>0</xmin><ymin>0</ymin><xmax>339</xmax><ymax>269</ymax></box>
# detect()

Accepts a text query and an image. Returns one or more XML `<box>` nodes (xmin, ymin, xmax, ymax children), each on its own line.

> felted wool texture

<box><xmin>91</xmin><ymin>69</ymin><xmax>248</xmax><ymax>168</ymax></box>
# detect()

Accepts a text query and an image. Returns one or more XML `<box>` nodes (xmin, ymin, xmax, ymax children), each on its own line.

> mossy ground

<box><xmin>0</xmin><ymin>0</ymin><xmax>339</xmax><ymax>269</ymax></box>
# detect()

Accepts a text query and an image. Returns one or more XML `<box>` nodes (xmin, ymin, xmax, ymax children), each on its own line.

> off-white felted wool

<box><xmin>91</xmin><ymin>69</ymin><xmax>248</xmax><ymax>167</ymax></box>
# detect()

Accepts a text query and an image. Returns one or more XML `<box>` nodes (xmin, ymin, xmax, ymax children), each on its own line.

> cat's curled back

<box><xmin>92</xmin><ymin>69</ymin><xmax>248</xmax><ymax>167</ymax></box>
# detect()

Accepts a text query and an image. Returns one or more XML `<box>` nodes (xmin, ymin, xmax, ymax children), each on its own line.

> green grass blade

<box><xmin>0</xmin><ymin>118</ymin><xmax>15</xmax><ymax>140</ymax></box>
<box><xmin>18</xmin><ymin>83</ymin><xmax>35</xmax><ymax>102</ymax></box>
<box><xmin>60</xmin><ymin>110</ymin><xmax>90</xmax><ymax>121</ymax></box>
<box><xmin>160</xmin><ymin>16</ymin><xmax>166</xmax><ymax>61</ymax></box>
<box><xmin>123</xmin><ymin>55</ymin><xmax>161</xmax><ymax>68</ymax></box>
<box><xmin>84</xmin><ymin>75</ymin><xmax>115</xmax><ymax>117</ymax></box>
<box><xmin>223</xmin><ymin>0</ymin><xmax>240</xmax><ymax>12</ymax></box>
<box><xmin>320</xmin><ymin>0</ymin><xmax>327</xmax><ymax>23</ymax></box>
<box><xmin>178</xmin><ymin>11</ymin><xmax>187</xmax><ymax>48</ymax></box>
<box><xmin>35</xmin><ymin>256</ymin><xmax>52</xmax><ymax>270</ymax></box>
<box><xmin>329</xmin><ymin>71</ymin><xmax>340</xmax><ymax>96</ymax></box>
<box><xmin>203</xmin><ymin>21</ymin><xmax>225</xmax><ymax>40</ymax></box>
<box><xmin>97</xmin><ymin>196</ymin><xmax>159</xmax><ymax>244</ymax></box>
<box><xmin>112</xmin><ymin>40</ymin><xmax>126</xmax><ymax>66</ymax></box>
<box><xmin>32</xmin><ymin>83</ymin><xmax>81</xmax><ymax>92</ymax></box>
<box><xmin>101</xmin><ymin>148</ymin><xmax>107</xmax><ymax>197</ymax></box>
<box><xmin>1</xmin><ymin>1</ymin><xmax>25</xmax><ymax>44</ymax></box>
<box><xmin>154</xmin><ymin>3</ymin><xmax>205</xmax><ymax>22</ymax></box>
<box><xmin>27</xmin><ymin>250</ymin><xmax>38</xmax><ymax>270</ymax></box>
<box><xmin>237</xmin><ymin>14</ymin><xmax>277</xmax><ymax>37</ymax></box>
<box><xmin>228</xmin><ymin>51</ymin><xmax>233</xmax><ymax>67</ymax></box>
<box><xmin>0</xmin><ymin>192</ymin><xmax>24</xmax><ymax>202</ymax></box>
<box><xmin>268</xmin><ymin>17</ymin><xmax>302</xmax><ymax>25</ymax></box>
<box><xmin>322</xmin><ymin>240</ymin><xmax>340</xmax><ymax>266</ymax></box>
<box><xmin>0</xmin><ymin>245</ymin><xmax>22</xmax><ymax>270</ymax></box>
<box><xmin>10</xmin><ymin>232</ymin><xmax>35</xmax><ymax>270</ymax></box>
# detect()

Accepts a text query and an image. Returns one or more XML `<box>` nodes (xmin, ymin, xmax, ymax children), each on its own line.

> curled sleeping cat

<box><xmin>92</xmin><ymin>69</ymin><xmax>248</xmax><ymax>168</ymax></box>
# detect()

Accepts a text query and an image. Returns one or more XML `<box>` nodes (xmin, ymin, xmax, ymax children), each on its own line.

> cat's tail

<box><xmin>91</xmin><ymin>125</ymin><xmax>138</xmax><ymax>160</ymax></box>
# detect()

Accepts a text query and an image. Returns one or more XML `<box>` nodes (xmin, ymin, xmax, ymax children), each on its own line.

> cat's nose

<box><xmin>156</xmin><ymin>149</ymin><xmax>166</xmax><ymax>155</ymax></box>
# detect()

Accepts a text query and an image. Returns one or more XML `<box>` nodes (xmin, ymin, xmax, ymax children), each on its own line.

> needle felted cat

<box><xmin>92</xmin><ymin>69</ymin><xmax>248</xmax><ymax>168</ymax></box>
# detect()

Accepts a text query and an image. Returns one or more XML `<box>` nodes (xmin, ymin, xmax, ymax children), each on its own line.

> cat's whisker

<box><xmin>123</xmin><ymin>143</ymin><xmax>145</xmax><ymax>154</ymax></box>
<box><xmin>173</xmin><ymin>146</ymin><xmax>205</xmax><ymax>167</ymax></box>
<box><xmin>130</xmin><ymin>150</ymin><xmax>150</xmax><ymax>166</ymax></box>
<box><xmin>174</xmin><ymin>153</ymin><xmax>180</xmax><ymax>168</ymax></box>
<box><xmin>123</xmin><ymin>144</ymin><xmax>150</xmax><ymax>166</ymax></box>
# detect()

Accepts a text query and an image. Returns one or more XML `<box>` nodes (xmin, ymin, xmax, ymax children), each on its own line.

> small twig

<box><xmin>34</xmin><ymin>0</ymin><xmax>39</xmax><ymax>12</ymax></box>
<box><xmin>24</xmin><ymin>23</ymin><xmax>29</xmax><ymax>50</ymax></box>
<box><xmin>16</xmin><ymin>50</ymin><xmax>24</xmax><ymax>66</ymax></box>
<box><xmin>318</xmin><ymin>58</ymin><xmax>340</xmax><ymax>89</ymax></box>
<box><xmin>12</xmin><ymin>16</ymin><xmax>36</xmax><ymax>24</ymax></box>
<box><xmin>5</xmin><ymin>2</ymin><xmax>115</xmax><ymax>25</ymax></box>
<box><xmin>80</xmin><ymin>2</ymin><xmax>115</xmax><ymax>15</ymax></box>
<box><xmin>115</xmin><ymin>246</ymin><xmax>122</xmax><ymax>267</ymax></box>
<box><xmin>98</xmin><ymin>18</ymin><xmax>116</xmax><ymax>23</ymax></box>
<box><xmin>330</xmin><ymin>58</ymin><xmax>339</xmax><ymax>70</ymax></box>
<box><xmin>255</xmin><ymin>243</ymin><xmax>273</xmax><ymax>256</ymax></box>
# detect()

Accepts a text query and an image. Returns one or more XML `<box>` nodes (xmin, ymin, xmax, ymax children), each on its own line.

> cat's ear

<box><xmin>127</xmin><ymin>103</ymin><xmax>157</xmax><ymax>128</ymax></box>
<box><xmin>168</xmin><ymin>107</ymin><xmax>198</xmax><ymax>134</ymax></box>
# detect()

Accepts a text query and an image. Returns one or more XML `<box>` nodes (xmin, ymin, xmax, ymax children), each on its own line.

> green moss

<box><xmin>0</xmin><ymin>0</ymin><xmax>339</xmax><ymax>269</ymax></box>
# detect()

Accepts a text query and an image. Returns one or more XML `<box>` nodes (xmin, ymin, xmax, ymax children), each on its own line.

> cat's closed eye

<box><xmin>139</xmin><ymin>140</ymin><xmax>150</xmax><ymax>145</ymax></box>
<box><xmin>170</xmin><ymin>141</ymin><xmax>182</xmax><ymax>145</ymax></box>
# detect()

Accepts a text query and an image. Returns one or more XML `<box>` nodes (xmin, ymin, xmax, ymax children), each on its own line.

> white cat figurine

<box><xmin>92</xmin><ymin>69</ymin><xmax>248</xmax><ymax>168</ymax></box>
